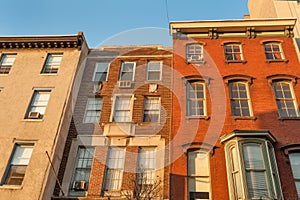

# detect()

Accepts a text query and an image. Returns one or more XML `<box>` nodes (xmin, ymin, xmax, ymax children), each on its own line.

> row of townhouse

<box><xmin>1</xmin><ymin>18</ymin><xmax>300</xmax><ymax>200</ymax></box>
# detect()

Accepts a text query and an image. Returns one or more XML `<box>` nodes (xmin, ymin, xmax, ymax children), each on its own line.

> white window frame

<box><xmin>69</xmin><ymin>147</ymin><xmax>95</xmax><ymax>195</ymax></box>
<box><xmin>119</xmin><ymin>62</ymin><xmax>136</xmax><ymax>81</ymax></box>
<box><xmin>83</xmin><ymin>97</ymin><xmax>103</xmax><ymax>123</ymax></box>
<box><xmin>93</xmin><ymin>62</ymin><xmax>110</xmax><ymax>82</ymax></box>
<box><xmin>289</xmin><ymin>152</ymin><xmax>300</xmax><ymax>199</ymax></box>
<box><xmin>186</xmin><ymin>81</ymin><xmax>206</xmax><ymax>117</ymax></box>
<box><xmin>187</xmin><ymin>150</ymin><xmax>211</xmax><ymax>200</ymax></box>
<box><xmin>224</xmin><ymin>43</ymin><xmax>243</xmax><ymax>61</ymax></box>
<box><xmin>186</xmin><ymin>43</ymin><xmax>204</xmax><ymax>63</ymax></box>
<box><xmin>263</xmin><ymin>42</ymin><xmax>284</xmax><ymax>61</ymax></box>
<box><xmin>110</xmin><ymin>95</ymin><xmax>134</xmax><ymax>122</ymax></box>
<box><xmin>26</xmin><ymin>90</ymin><xmax>51</xmax><ymax>119</ymax></box>
<box><xmin>41</xmin><ymin>53</ymin><xmax>63</xmax><ymax>74</ymax></box>
<box><xmin>143</xmin><ymin>96</ymin><xmax>160</xmax><ymax>123</ymax></box>
<box><xmin>0</xmin><ymin>53</ymin><xmax>16</xmax><ymax>74</ymax></box>
<box><xmin>224</xmin><ymin>138</ymin><xmax>283</xmax><ymax>200</ymax></box>
<box><xmin>137</xmin><ymin>147</ymin><xmax>156</xmax><ymax>185</ymax></box>
<box><xmin>104</xmin><ymin>147</ymin><xmax>125</xmax><ymax>191</ymax></box>
<box><xmin>2</xmin><ymin>143</ymin><xmax>34</xmax><ymax>186</ymax></box>
<box><xmin>229</xmin><ymin>81</ymin><xmax>253</xmax><ymax>117</ymax></box>
<box><xmin>272</xmin><ymin>81</ymin><xmax>300</xmax><ymax>118</ymax></box>
<box><xmin>146</xmin><ymin>61</ymin><xmax>162</xmax><ymax>81</ymax></box>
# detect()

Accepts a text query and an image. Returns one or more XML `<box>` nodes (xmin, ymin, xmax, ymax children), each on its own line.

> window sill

<box><xmin>278</xmin><ymin>117</ymin><xmax>300</xmax><ymax>121</ymax></box>
<box><xmin>266</xmin><ymin>59</ymin><xmax>288</xmax><ymax>63</ymax></box>
<box><xmin>139</xmin><ymin>122</ymin><xmax>161</xmax><ymax>125</ymax></box>
<box><xmin>40</xmin><ymin>73</ymin><xmax>58</xmax><ymax>76</ymax></box>
<box><xmin>186</xmin><ymin>60</ymin><xmax>206</xmax><ymax>65</ymax></box>
<box><xmin>0</xmin><ymin>73</ymin><xmax>9</xmax><ymax>76</ymax></box>
<box><xmin>186</xmin><ymin>116</ymin><xmax>210</xmax><ymax>120</ymax></box>
<box><xmin>225</xmin><ymin>60</ymin><xmax>247</xmax><ymax>64</ymax></box>
<box><xmin>22</xmin><ymin>119</ymin><xmax>44</xmax><ymax>122</ymax></box>
<box><xmin>0</xmin><ymin>185</ymin><xmax>22</xmax><ymax>190</ymax></box>
<box><xmin>232</xmin><ymin>116</ymin><xmax>257</xmax><ymax>121</ymax></box>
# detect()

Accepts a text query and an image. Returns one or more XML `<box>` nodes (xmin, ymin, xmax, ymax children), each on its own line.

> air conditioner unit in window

<box><xmin>187</xmin><ymin>55</ymin><xmax>202</xmax><ymax>62</ymax></box>
<box><xmin>72</xmin><ymin>180</ymin><xmax>87</xmax><ymax>191</ymax></box>
<box><xmin>118</xmin><ymin>80</ymin><xmax>132</xmax><ymax>88</ymax></box>
<box><xmin>93</xmin><ymin>81</ymin><xmax>102</xmax><ymax>94</ymax></box>
<box><xmin>28</xmin><ymin>111</ymin><xmax>41</xmax><ymax>119</ymax></box>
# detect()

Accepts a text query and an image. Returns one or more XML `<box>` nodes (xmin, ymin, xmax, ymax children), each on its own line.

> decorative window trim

<box><xmin>266</xmin><ymin>74</ymin><xmax>298</xmax><ymax>86</ymax></box>
<box><xmin>182</xmin><ymin>142</ymin><xmax>217</xmax><ymax>156</ymax></box>
<box><xmin>223</xmin><ymin>74</ymin><xmax>254</xmax><ymax>85</ymax></box>
<box><xmin>221</xmin><ymin>41</ymin><xmax>245</xmax><ymax>46</ymax></box>
<box><xmin>259</xmin><ymin>39</ymin><xmax>284</xmax><ymax>44</ymax></box>
<box><xmin>182</xmin><ymin>75</ymin><xmax>211</xmax><ymax>85</ymax></box>
<box><xmin>280</xmin><ymin>143</ymin><xmax>300</xmax><ymax>156</ymax></box>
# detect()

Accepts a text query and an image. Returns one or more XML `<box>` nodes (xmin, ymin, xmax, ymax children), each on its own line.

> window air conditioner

<box><xmin>28</xmin><ymin>111</ymin><xmax>41</xmax><ymax>119</ymax></box>
<box><xmin>93</xmin><ymin>81</ymin><xmax>102</xmax><ymax>94</ymax></box>
<box><xmin>118</xmin><ymin>80</ymin><xmax>132</xmax><ymax>88</ymax></box>
<box><xmin>72</xmin><ymin>180</ymin><xmax>87</xmax><ymax>191</ymax></box>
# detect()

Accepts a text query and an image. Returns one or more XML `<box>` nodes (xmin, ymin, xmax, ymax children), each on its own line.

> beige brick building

<box><xmin>0</xmin><ymin>33</ymin><xmax>88</xmax><ymax>199</ymax></box>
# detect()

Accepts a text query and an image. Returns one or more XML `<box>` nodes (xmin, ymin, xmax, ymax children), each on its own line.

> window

<box><xmin>186</xmin><ymin>44</ymin><xmax>203</xmax><ymax>62</ymax></box>
<box><xmin>188</xmin><ymin>150</ymin><xmax>211</xmax><ymax>200</ymax></box>
<box><xmin>112</xmin><ymin>96</ymin><xmax>132</xmax><ymax>122</ymax></box>
<box><xmin>264</xmin><ymin>42</ymin><xmax>284</xmax><ymax>60</ymax></box>
<box><xmin>186</xmin><ymin>81</ymin><xmax>206</xmax><ymax>116</ymax></box>
<box><xmin>222</xmin><ymin>131</ymin><xmax>283</xmax><ymax>200</ymax></box>
<box><xmin>137</xmin><ymin>148</ymin><xmax>156</xmax><ymax>185</ymax></box>
<box><xmin>83</xmin><ymin>98</ymin><xmax>103</xmax><ymax>123</ymax></box>
<box><xmin>289</xmin><ymin>153</ymin><xmax>300</xmax><ymax>198</ymax></box>
<box><xmin>119</xmin><ymin>62</ymin><xmax>135</xmax><ymax>81</ymax></box>
<box><xmin>272</xmin><ymin>81</ymin><xmax>299</xmax><ymax>117</ymax></box>
<box><xmin>70</xmin><ymin>147</ymin><xmax>94</xmax><ymax>194</ymax></box>
<box><xmin>104</xmin><ymin>147</ymin><xmax>125</xmax><ymax>191</ymax></box>
<box><xmin>26</xmin><ymin>90</ymin><xmax>51</xmax><ymax>119</ymax></box>
<box><xmin>229</xmin><ymin>81</ymin><xmax>252</xmax><ymax>117</ymax></box>
<box><xmin>3</xmin><ymin>143</ymin><xmax>34</xmax><ymax>186</ymax></box>
<box><xmin>93</xmin><ymin>62</ymin><xmax>109</xmax><ymax>82</ymax></box>
<box><xmin>147</xmin><ymin>61</ymin><xmax>162</xmax><ymax>81</ymax></box>
<box><xmin>41</xmin><ymin>53</ymin><xmax>63</xmax><ymax>74</ymax></box>
<box><xmin>143</xmin><ymin>97</ymin><xmax>160</xmax><ymax>122</ymax></box>
<box><xmin>224</xmin><ymin>44</ymin><xmax>243</xmax><ymax>61</ymax></box>
<box><xmin>0</xmin><ymin>54</ymin><xmax>16</xmax><ymax>74</ymax></box>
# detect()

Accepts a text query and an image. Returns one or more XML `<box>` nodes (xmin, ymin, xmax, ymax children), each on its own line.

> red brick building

<box><xmin>53</xmin><ymin>45</ymin><xmax>172</xmax><ymax>199</ymax></box>
<box><xmin>170</xmin><ymin>18</ymin><xmax>300</xmax><ymax>200</ymax></box>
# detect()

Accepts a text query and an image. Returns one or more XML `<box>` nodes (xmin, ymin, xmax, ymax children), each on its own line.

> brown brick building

<box><xmin>53</xmin><ymin>45</ymin><xmax>172</xmax><ymax>199</ymax></box>
<box><xmin>170</xmin><ymin>18</ymin><xmax>300</xmax><ymax>200</ymax></box>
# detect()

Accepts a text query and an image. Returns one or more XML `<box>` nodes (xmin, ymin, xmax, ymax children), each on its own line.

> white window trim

<box><xmin>146</xmin><ymin>61</ymin><xmax>162</xmax><ymax>81</ymax></box>
<box><xmin>119</xmin><ymin>62</ymin><xmax>136</xmax><ymax>81</ymax></box>
<box><xmin>110</xmin><ymin>94</ymin><xmax>134</xmax><ymax>122</ymax></box>
<box><xmin>186</xmin><ymin>43</ymin><xmax>204</xmax><ymax>63</ymax></box>
<box><xmin>186</xmin><ymin>81</ymin><xmax>207</xmax><ymax>117</ymax></box>
<box><xmin>272</xmin><ymin>80</ymin><xmax>300</xmax><ymax>118</ymax></box>
<box><xmin>224</xmin><ymin>43</ymin><xmax>244</xmax><ymax>61</ymax></box>
<box><xmin>93</xmin><ymin>62</ymin><xmax>110</xmax><ymax>82</ymax></box>
<box><xmin>263</xmin><ymin>42</ymin><xmax>285</xmax><ymax>60</ymax></box>
<box><xmin>224</xmin><ymin>138</ymin><xmax>283</xmax><ymax>200</ymax></box>
<box><xmin>229</xmin><ymin>81</ymin><xmax>253</xmax><ymax>117</ymax></box>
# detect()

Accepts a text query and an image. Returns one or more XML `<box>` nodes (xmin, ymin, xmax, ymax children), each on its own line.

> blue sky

<box><xmin>1</xmin><ymin>0</ymin><xmax>249</xmax><ymax>47</ymax></box>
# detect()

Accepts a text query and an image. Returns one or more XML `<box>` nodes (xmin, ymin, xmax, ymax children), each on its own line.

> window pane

<box><xmin>290</xmin><ymin>153</ymin><xmax>300</xmax><ymax>197</ymax></box>
<box><xmin>187</xmin><ymin>44</ymin><xmax>203</xmax><ymax>62</ymax></box>
<box><xmin>143</xmin><ymin>97</ymin><xmax>160</xmax><ymax>122</ymax></box>
<box><xmin>93</xmin><ymin>63</ymin><xmax>109</xmax><ymax>81</ymax></box>
<box><xmin>187</xmin><ymin>82</ymin><xmax>205</xmax><ymax>116</ymax></box>
<box><xmin>113</xmin><ymin>96</ymin><xmax>131</xmax><ymax>122</ymax></box>
<box><xmin>229</xmin><ymin>82</ymin><xmax>251</xmax><ymax>117</ymax></box>
<box><xmin>0</xmin><ymin>54</ymin><xmax>16</xmax><ymax>74</ymax></box>
<box><xmin>42</xmin><ymin>54</ymin><xmax>62</xmax><ymax>73</ymax></box>
<box><xmin>84</xmin><ymin>98</ymin><xmax>102</xmax><ymax>123</ymax></box>
<box><xmin>120</xmin><ymin>62</ymin><xmax>135</xmax><ymax>80</ymax></box>
<box><xmin>27</xmin><ymin>91</ymin><xmax>51</xmax><ymax>118</ymax></box>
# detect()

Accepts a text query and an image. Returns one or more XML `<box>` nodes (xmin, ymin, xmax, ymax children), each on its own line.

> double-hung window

<box><xmin>186</xmin><ymin>81</ymin><xmax>206</xmax><ymax>116</ymax></box>
<box><xmin>0</xmin><ymin>54</ymin><xmax>16</xmax><ymax>74</ymax></box>
<box><xmin>26</xmin><ymin>90</ymin><xmax>51</xmax><ymax>119</ymax></box>
<box><xmin>137</xmin><ymin>148</ymin><xmax>156</xmax><ymax>185</ymax></box>
<box><xmin>119</xmin><ymin>62</ymin><xmax>135</xmax><ymax>81</ymax></box>
<box><xmin>112</xmin><ymin>96</ymin><xmax>132</xmax><ymax>122</ymax></box>
<box><xmin>3</xmin><ymin>143</ymin><xmax>34</xmax><ymax>186</ymax></box>
<box><xmin>70</xmin><ymin>147</ymin><xmax>94</xmax><ymax>194</ymax></box>
<box><xmin>104</xmin><ymin>147</ymin><xmax>125</xmax><ymax>191</ymax></box>
<box><xmin>93</xmin><ymin>62</ymin><xmax>109</xmax><ymax>82</ymax></box>
<box><xmin>41</xmin><ymin>53</ymin><xmax>63</xmax><ymax>74</ymax></box>
<box><xmin>264</xmin><ymin>42</ymin><xmax>284</xmax><ymax>61</ymax></box>
<box><xmin>224</xmin><ymin>44</ymin><xmax>243</xmax><ymax>61</ymax></box>
<box><xmin>186</xmin><ymin>44</ymin><xmax>204</xmax><ymax>63</ymax></box>
<box><xmin>83</xmin><ymin>97</ymin><xmax>103</xmax><ymax>123</ymax></box>
<box><xmin>143</xmin><ymin>97</ymin><xmax>160</xmax><ymax>123</ymax></box>
<box><xmin>147</xmin><ymin>61</ymin><xmax>162</xmax><ymax>81</ymax></box>
<box><xmin>289</xmin><ymin>153</ymin><xmax>300</xmax><ymax>198</ymax></box>
<box><xmin>272</xmin><ymin>81</ymin><xmax>299</xmax><ymax>117</ymax></box>
<box><xmin>222</xmin><ymin>131</ymin><xmax>283</xmax><ymax>200</ymax></box>
<box><xmin>229</xmin><ymin>81</ymin><xmax>252</xmax><ymax>117</ymax></box>
<box><xmin>188</xmin><ymin>150</ymin><xmax>211</xmax><ymax>200</ymax></box>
